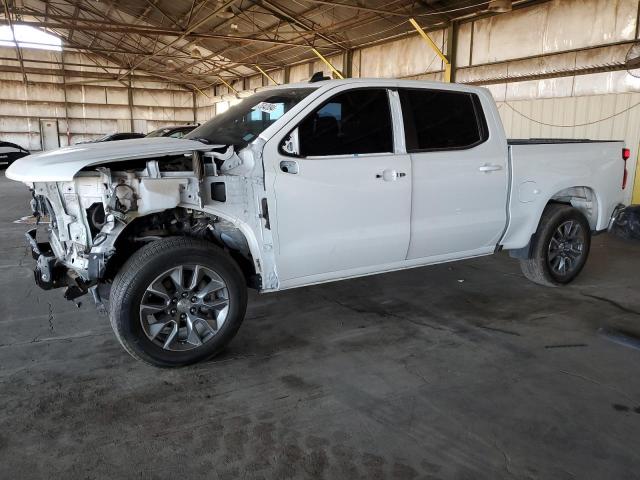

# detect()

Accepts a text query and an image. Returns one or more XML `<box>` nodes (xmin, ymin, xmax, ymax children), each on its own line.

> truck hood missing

<box><xmin>5</xmin><ymin>137</ymin><xmax>219</xmax><ymax>182</ymax></box>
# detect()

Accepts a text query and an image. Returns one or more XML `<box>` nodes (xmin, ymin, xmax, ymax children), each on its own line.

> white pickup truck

<box><xmin>7</xmin><ymin>78</ymin><xmax>629</xmax><ymax>367</ymax></box>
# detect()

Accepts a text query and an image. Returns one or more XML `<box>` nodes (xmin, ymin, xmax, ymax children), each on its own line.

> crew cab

<box><xmin>6</xmin><ymin>78</ymin><xmax>629</xmax><ymax>367</ymax></box>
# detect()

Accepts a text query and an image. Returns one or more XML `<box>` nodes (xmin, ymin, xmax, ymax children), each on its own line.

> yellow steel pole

<box><xmin>218</xmin><ymin>76</ymin><xmax>239</xmax><ymax>95</ymax></box>
<box><xmin>409</xmin><ymin>17</ymin><xmax>451</xmax><ymax>82</ymax></box>
<box><xmin>255</xmin><ymin>64</ymin><xmax>280</xmax><ymax>85</ymax></box>
<box><xmin>193</xmin><ymin>85</ymin><xmax>211</xmax><ymax>99</ymax></box>
<box><xmin>632</xmin><ymin>150</ymin><xmax>640</xmax><ymax>204</ymax></box>
<box><xmin>311</xmin><ymin>48</ymin><xmax>344</xmax><ymax>79</ymax></box>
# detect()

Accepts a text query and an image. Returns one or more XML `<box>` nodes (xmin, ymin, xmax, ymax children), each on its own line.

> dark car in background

<box><xmin>0</xmin><ymin>141</ymin><xmax>30</xmax><ymax>168</ymax></box>
<box><xmin>76</xmin><ymin>132</ymin><xmax>146</xmax><ymax>144</ymax></box>
<box><xmin>145</xmin><ymin>124</ymin><xmax>199</xmax><ymax>139</ymax></box>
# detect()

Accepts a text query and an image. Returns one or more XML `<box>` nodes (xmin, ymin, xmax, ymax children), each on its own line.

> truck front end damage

<box><xmin>11</xmin><ymin>139</ymin><xmax>277</xmax><ymax>311</ymax></box>
<box><xmin>6</xmin><ymin>85</ymin><xmax>319</xmax><ymax>366</ymax></box>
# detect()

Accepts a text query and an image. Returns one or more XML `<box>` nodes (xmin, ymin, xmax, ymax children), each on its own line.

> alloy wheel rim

<box><xmin>139</xmin><ymin>264</ymin><xmax>229</xmax><ymax>351</ymax></box>
<box><xmin>547</xmin><ymin>220</ymin><xmax>585</xmax><ymax>276</ymax></box>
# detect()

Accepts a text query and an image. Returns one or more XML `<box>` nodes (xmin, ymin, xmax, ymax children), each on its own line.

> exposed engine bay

<box><xmin>26</xmin><ymin>143</ymin><xmax>277</xmax><ymax>308</ymax></box>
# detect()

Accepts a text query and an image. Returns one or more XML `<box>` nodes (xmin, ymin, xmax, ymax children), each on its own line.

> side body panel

<box><xmin>502</xmin><ymin>142</ymin><xmax>626</xmax><ymax>249</ymax></box>
<box><xmin>262</xmin><ymin>81</ymin><xmax>514</xmax><ymax>290</ymax></box>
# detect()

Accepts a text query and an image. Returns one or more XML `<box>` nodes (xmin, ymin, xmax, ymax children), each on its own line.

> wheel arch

<box><xmin>97</xmin><ymin>207</ymin><xmax>265</xmax><ymax>287</ymax></box>
<box><xmin>505</xmin><ymin>184</ymin><xmax>598</xmax><ymax>257</ymax></box>
<box><xmin>517</xmin><ymin>202</ymin><xmax>592</xmax><ymax>287</ymax></box>
<box><xmin>548</xmin><ymin>185</ymin><xmax>599</xmax><ymax>230</ymax></box>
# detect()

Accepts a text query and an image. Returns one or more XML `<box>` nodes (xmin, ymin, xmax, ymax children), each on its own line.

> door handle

<box><xmin>280</xmin><ymin>160</ymin><xmax>299</xmax><ymax>174</ymax></box>
<box><xmin>478</xmin><ymin>164</ymin><xmax>503</xmax><ymax>173</ymax></box>
<box><xmin>376</xmin><ymin>169</ymin><xmax>406</xmax><ymax>181</ymax></box>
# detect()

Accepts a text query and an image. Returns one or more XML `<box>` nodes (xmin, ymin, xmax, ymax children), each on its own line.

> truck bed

<box><xmin>500</xmin><ymin>140</ymin><xmax>626</xmax><ymax>251</ymax></box>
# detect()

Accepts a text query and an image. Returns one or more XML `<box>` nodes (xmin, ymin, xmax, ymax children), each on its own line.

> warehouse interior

<box><xmin>1</xmin><ymin>0</ymin><xmax>640</xmax><ymax>478</ymax></box>
<box><xmin>1</xmin><ymin>0</ymin><xmax>640</xmax><ymax>207</ymax></box>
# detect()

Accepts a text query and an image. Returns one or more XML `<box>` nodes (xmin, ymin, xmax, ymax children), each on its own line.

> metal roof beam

<box><xmin>255</xmin><ymin>0</ymin><xmax>348</xmax><ymax>50</ymax></box>
<box><xmin>5</xmin><ymin>18</ymin><xmax>311</xmax><ymax>47</ymax></box>
<box><xmin>143</xmin><ymin>0</ymin><xmax>183</xmax><ymax>29</ymax></box>
<box><xmin>296</xmin><ymin>0</ymin><xmax>413</xmax><ymax>17</ymax></box>
<box><xmin>199</xmin><ymin>0</ymin><xmax>411</xmax><ymax>77</ymax></box>
<box><xmin>116</xmin><ymin>0</ymin><xmax>238</xmax><ymax>80</ymax></box>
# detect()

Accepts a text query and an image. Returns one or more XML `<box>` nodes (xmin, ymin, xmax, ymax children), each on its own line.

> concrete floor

<box><xmin>0</xmin><ymin>174</ymin><xmax>639</xmax><ymax>480</ymax></box>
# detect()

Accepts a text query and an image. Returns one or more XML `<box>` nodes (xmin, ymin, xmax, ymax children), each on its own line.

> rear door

<box><xmin>398</xmin><ymin>88</ymin><xmax>508</xmax><ymax>259</ymax></box>
<box><xmin>267</xmin><ymin>87</ymin><xmax>412</xmax><ymax>283</ymax></box>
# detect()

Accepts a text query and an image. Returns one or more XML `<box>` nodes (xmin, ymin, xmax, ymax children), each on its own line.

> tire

<box><xmin>109</xmin><ymin>237</ymin><xmax>247</xmax><ymax>367</ymax></box>
<box><xmin>519</xmin><ymin>204</ymin><xmax>591</xmax><ymax>287</ymax></box>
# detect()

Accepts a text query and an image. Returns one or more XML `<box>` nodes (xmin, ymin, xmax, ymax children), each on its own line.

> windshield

<box><xmin>146</xmin><ymin>128</ymin><xmax>170</xmax><ymax>138</ymax></box>
<box><xmin>185</xmin><ymin>87</ymin><xmax>317</xmax><ymax>148</ymax></box>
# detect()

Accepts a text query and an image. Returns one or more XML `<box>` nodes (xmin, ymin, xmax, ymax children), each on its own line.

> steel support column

<box><xmin>447</xmin><ymin>21</ymin><xmax>458</xmax><ymax>83</ymax></box>
<box><xmin>127</xmin><ymin>74</ymin><xmax>135</xmax><ymax>132</ymax></box>
<box><xmin>344</xmin><ymin>49</ymin><xmax>353</xmax><ymax>78</ymax></box>
<box><xmin>61</xmin><ymin>51</ymin><xmax>72</xmax><ymax>145</ymax></box>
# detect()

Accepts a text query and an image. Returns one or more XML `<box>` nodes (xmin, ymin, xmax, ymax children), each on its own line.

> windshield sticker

<box><xmin>252</xmin><ymin>102</ymin><xmax>278</xmax><ymax>113</ymax></box>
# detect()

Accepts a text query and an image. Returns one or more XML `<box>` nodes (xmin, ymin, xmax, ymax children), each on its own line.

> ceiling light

<box><xmin>488</xmin><ymin>0</ymin><xmax>512</xmax><ymax>13</ymax></box>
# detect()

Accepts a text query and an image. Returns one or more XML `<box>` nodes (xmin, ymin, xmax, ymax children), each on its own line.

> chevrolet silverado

<box><xmin>6</xmin><ymin>79</ymin><xmax>629</xmax><ymax>367</ymax></box>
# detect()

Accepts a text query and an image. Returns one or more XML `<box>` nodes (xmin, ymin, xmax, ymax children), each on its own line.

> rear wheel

<box><xmin>519</xmin><ymin>204</ymin><xmax>591</xmax><ymax>287</ymax></box>
<box><xmin>109</xmin><ymin>237</ymin><xmax>247</xmax><ymax>367</ymax></box>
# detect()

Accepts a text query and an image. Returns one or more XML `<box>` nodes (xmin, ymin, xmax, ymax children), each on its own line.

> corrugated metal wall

<box><xmin>496</xmin><ymin>94</ymin><xmax>640</xmax><ymax>204</ymax></box>
<box><xmin>2</xmin><ymin>0</ymin><xmax>640</xmax><ymax>201</ymax></box>
<box><xmin>0</xmin><ymin>47</ymin><xmax>195</xmax><ymax>150</ymax></box>
<box><xmin>193</xmin><ymin>0</ymin><xmax>640</xmax><ymax>202</ymax></box>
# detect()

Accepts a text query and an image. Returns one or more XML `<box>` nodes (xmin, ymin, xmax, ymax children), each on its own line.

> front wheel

<box><xmin>519</xmin><ymin>204</ymin><xmax>591</xmax><ymax>287</ymax></box>
<box><xmin>109</xmin><ymin>237</ymin><xmax>247</xmax><ymax>367</ymax></box>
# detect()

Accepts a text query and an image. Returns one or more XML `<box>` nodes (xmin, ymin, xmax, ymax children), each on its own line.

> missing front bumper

<box><xmin>25</xmin><ymin>228</ymin><xmax>66</xmax><ymax>290</ymax></box>
<box><xmin>25</xmin><ymin>228</ymin><xmax>99</xmax><ymax>302</ymax></box>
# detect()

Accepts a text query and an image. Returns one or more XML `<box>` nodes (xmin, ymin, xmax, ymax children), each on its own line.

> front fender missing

<box><xmin>92</xmin><ymin>208</ymin><xmax>268</xmax><ymax>290</ymax></box>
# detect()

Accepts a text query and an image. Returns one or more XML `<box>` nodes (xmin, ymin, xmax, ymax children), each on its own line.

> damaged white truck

<box><xmin>6</xmin><ymin>79</ymin><xmax>630</xmax><ymax>367</ymax></box>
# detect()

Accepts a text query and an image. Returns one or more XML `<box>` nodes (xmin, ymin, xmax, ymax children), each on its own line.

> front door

<box><xmin>266</xmin><ymin>88</ymin><xmax>412</xmax><ymax>284</ymax></box>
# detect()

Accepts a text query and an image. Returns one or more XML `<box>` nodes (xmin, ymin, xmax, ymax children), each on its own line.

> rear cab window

<box><xmin>399</xmin><ymin>88</ymin><xmax>488</xmax><ymax>152</ymax></box>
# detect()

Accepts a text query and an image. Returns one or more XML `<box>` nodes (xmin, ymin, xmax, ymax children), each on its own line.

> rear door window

<box><xmin>298</xmin><ymin>89</ymin><xmax>393</xmax><ymax>157</ymax></box>
<box><xmin>399</xmin><ymin>89</ymin><xmax>488</xmax><ymax>152</ymax></box>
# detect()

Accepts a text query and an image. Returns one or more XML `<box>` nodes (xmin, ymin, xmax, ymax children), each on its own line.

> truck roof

<box><xmin>265</xmin><ymin>77</ymin><xmax>490</xmax><ymax>96</ymax></box>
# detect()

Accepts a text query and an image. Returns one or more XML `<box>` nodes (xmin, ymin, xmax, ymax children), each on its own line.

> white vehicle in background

<box><xmin>6</xmin><ymin>78</ymin><xmax>630</xmax><ymax>367</ymax></box>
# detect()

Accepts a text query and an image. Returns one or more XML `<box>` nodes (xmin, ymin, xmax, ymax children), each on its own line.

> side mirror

<box><xmin>280</xmin><ymin>128</ymin><xmax>299</xmax><ymax>156</ymax></box>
